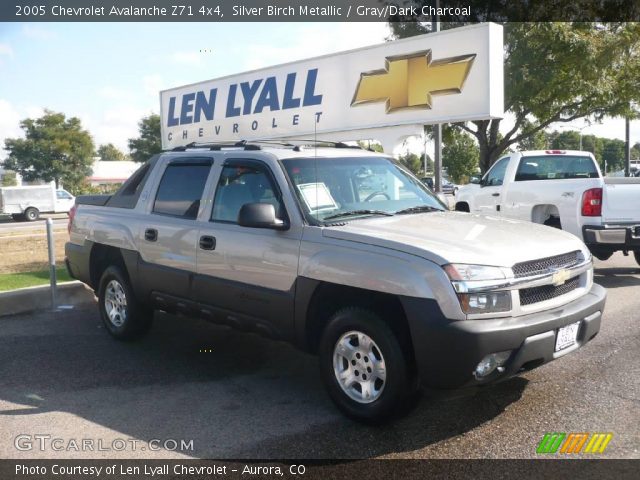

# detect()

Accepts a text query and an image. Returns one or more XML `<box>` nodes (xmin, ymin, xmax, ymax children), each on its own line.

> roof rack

<box><xmin>170</xmin><ymin>141</ymin><xmax>261</xmax><ymax>152</ymax></box>
<box><xmin>169</xmin><ymin>139</ymin><xmax>364</xmax><ymax>152</ymax></box>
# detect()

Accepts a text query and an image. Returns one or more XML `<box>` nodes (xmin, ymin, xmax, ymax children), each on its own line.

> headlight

<box><xmin>444</xmin><ymin>264</ymin><xmax>505</xmax><ymax>282</ymax></box>
<box><xmin>443</xmin><ymin>264</ymin><xmax>511</xmax><ymax>314</ymax></box>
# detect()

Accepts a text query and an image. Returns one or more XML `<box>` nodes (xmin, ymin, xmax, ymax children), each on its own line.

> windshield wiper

<box><xmin>323</xmin><ymin>209</ymin><xmax>395</xmax><ymax>221</ymax></box>
<box><xmin>394</xmin><ymin>205</ymin><xmax>443</xmax><ymax>215</ymax></box>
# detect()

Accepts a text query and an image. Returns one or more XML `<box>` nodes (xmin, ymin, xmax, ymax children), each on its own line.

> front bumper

<box><xmin>583</xmin><ymin>224</ymin><xmax>640</xmax><ymax>251</ymax></box>
<box><xmin>401</xmin><ymin>283</ymin><xmax>606</xmax><ymax>389</ymax></box>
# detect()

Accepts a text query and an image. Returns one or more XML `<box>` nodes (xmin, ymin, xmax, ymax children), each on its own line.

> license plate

<box><xmin>555</xmin><ymin>322</ymin><xmax>581</xmax><ymax>351</ymax></box>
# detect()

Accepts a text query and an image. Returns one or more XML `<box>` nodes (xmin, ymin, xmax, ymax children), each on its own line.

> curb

<box><xmin>0</xmin><ymin>281</ymin><xmax>96</xmax><ymax>317</ymax></box>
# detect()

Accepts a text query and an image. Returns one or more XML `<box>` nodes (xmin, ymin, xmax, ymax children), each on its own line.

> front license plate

<box><xmin>555</xmin><ymin>321</ymin><xmax>581</xmax><ymax>351</ymax></box>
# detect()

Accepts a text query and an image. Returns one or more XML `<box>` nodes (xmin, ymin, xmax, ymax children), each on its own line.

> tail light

<box><xmin>581</xmin><ymin>188</ymin><xmax>602</xmax><ymax>216</ymax></box>
<box><xmin>68</xmin><ymin>204</ymin><xmax>77</xmax><ymax>234</ymax></box>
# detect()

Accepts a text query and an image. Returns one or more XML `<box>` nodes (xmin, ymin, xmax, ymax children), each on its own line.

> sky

<box><xmin>0</xmin><ymin>22</ymin><xmax>638</xmax><ymax>161</ymax></box>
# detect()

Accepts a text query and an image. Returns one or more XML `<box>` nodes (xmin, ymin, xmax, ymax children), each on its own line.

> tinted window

<box><xmin>212</xmin><ymin>164</ymin><xmax>284</xmax><ymax>223</ymax></box>
<box><xmin>484</xmin><ymin>157</ymin><xmax>509</xmax><ymax>186</ymax></box>
<box><xmin>153</xmin><ymin>163</ymin><xmax>211</xmax><ymax>219</ymax></box>
<box><xmin>515</xmin><ymin>155</ymin><xmax>599</xmax><ymax>181</ymax></box>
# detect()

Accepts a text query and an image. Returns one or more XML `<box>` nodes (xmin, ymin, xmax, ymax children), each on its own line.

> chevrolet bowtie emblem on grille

<box><xmin>351</xmin><ymin>50</ymin><xmax>476</xmax><ymax>113</ymax></box>
<box><xmin>552</xmin><ymin>269</ymin><xmax>571</xmax><ymax>286</ymax></box>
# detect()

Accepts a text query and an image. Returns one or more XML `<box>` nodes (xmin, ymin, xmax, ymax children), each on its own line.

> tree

<box><xmin>97</xmin><ymin>143</ymin><xmax>127</xmax><ymax>161</ymax></box>
<box><xmin>397</xmin><ymin>152</ymin><xmax>423</xmax><ymax>175</ymax></box>
<box><xmin>388</xmin><ymin>21</ymin><xmax>640</xmax><ymax>173</ymax></box>
<box><xmin>3</xmin><ymin>110</ymin><xmax>94</xmax><ymax>192</ymax></box>
<box><xmin>442</xmin><ymin>128</ymin><xmax>479</xmax><ymax>183</ymax></box>
<box><xmin>1</xmin><ymin>171</ymin><xmax>17</xmax><ymax>187</ymax></box>
<box><xmin>128</xmin><ymin>114</ymin><xmax>162</xmax><ymax>163</ymax></box>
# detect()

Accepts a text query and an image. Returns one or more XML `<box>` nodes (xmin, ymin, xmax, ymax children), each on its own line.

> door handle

<box><xmin>492</xmin><ymin>193</ymin><xmax>500</xmax><ymax>197</ymax></box>
<box><xmin>144</xmin><ymin>228</ymin><xmax>158</xmax><ymax>242</ymax></box>
<box><xmin>199</xmin><ymin>235</ymin><xmax>216</xmax><ymax>251</ymax></box>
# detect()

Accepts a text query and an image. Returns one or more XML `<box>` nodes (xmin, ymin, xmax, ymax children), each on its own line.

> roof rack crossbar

<box><xmin>168</xmin><ymin>139</ymin><xmax>364</xmax><ymax>152</ymax></box>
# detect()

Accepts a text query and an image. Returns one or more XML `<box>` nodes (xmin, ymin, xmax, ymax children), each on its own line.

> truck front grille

<box><xmin>519</xmin><ymin>277</ymin><xmax>580</xmax><ymax>306</ymax></box>
<box><xmin>513</xmin><ymin>251</ymin><xmax>581</xmax><ymax>278</ymax></box>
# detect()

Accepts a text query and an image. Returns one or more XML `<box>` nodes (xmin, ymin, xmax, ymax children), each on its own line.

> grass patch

<box><xmin>0</xmin><ymin>268</ymin><xmax>72</xmax><ymax>292</ymax></box>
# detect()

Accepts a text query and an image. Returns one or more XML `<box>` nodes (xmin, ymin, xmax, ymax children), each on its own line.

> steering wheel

<box><xmin>364</xmin><ymin>191</ymin><xmax>391</xmax><ymax>202</ymax></box>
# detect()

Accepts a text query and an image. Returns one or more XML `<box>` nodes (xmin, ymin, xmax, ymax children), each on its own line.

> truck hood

<box><xmin>323</xmin><ymin>212</ymin><xmax>587</xmax><ymax>266</ymax></box>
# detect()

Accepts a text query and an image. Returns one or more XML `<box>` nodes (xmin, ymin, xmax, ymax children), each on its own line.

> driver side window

<box><xmin>211</xmin><ymin>164</ymin><xmax>284</xmax><ymax>224</ymax></box>
<box><xmin>484</xmin><ymin>157</ymin><xmax>510</xmax><ymax>186</ymax></box>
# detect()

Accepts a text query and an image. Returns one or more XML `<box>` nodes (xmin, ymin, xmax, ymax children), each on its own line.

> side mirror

<box><xmin>238</xmin><ymin>203</ymin><xmax>288</xmax><ymax>230</ymax></box>
<box><xmin>469</xmin><ymin>176</ymin><xmax>481</xmax><ymax>185</ymax></box>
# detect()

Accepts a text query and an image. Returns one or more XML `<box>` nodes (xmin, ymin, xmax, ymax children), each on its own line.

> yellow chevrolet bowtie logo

<box><xmin>351</xmin><ymin>50</ymin><xmax>476</xmax><ymax>113</ymax></box>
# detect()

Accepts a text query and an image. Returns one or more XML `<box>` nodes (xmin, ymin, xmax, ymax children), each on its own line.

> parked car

<box><xmin>455</xmin><ymin>150</ymin><xmax>640</xmax><ymax>263</ymax></box>
<box><xmin>66</xmin><ymin>143</ymin><xmax>606</xmax><ymax>422</ymax></box>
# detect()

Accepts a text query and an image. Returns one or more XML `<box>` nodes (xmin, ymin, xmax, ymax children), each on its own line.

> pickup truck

<box><xmin>455</xmin><ymin>150</ymin><xmax>640</xmax><ymax>265</ymax></box>
<box><xmin>0</xmin><ymin>184</ymin><xmax>75</xmax><ymax>221</ymax></box>
<box><xmin>66</xmin><ymin>143</ymin><xmax>606</xmax><ymax>422</ymax></box>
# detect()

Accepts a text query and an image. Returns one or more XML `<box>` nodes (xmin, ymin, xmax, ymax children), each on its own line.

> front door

<box><xmin>194</xmin><ymin>159</ymin><xmax>301</xmax><ymax>338</ymax></box>
<box><xmin>474</xmin><ymin>156</ymin><xmax>509</xmax><ymax>215</ymax></box>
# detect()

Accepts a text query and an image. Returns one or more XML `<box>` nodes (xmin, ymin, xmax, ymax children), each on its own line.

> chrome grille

<box><xmin>519</xmin><ymin>277</ymin><xmax>580</xmax><ymax>306</ymax></box>
<box><xmin>513</xmin><ymin>251</ymin><xmax>581</xmax><ymax>278</ymax></box>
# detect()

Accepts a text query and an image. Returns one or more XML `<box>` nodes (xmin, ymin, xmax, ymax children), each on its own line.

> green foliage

<box><xmin>389</xmin><ymin>21</ymin><xmax>640</xmax><ymax>173</ymax></box>
<box><xmin>1</xmin><ymin>171</ymin><xmax>17</xmax><ymax>187</ymax></box>
<box><xmin>357</xmin><ymin>140</ymin><xmax>384</xmax><ymax>153</ymax></box>
<box><xmin>97</xmin><ymin>143</ymin><xmax>127</xmax><ymax>161</ymax></box>
<box><xmin>442</xmin><ymin>128</ymin><xmax>479</xmax><ymax>184</ymax></box>
<box><xmin>547</xmin><ymin>129</ymin><xmax>626</xmax><ymax>173</ymax></box>
<box><xmin>397</xmin><ymin>152</ymin><xmax>423</xmax><ymax>175</ymax></box>
<box><xmin>3</xmin><ymin>110</ymin><xmax>94</xmax><ymax>191</ymax></box>
<box><xmin>128</xmin><ymin>114</ymin><xmax>162</xmax><ymax>162</ymax></box>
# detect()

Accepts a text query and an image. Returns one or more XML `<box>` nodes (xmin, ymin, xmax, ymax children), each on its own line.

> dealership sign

<box><xmin>160</xmin><ymin>23</ymin><xmax>503</xmax><ymax>149</ymax></box>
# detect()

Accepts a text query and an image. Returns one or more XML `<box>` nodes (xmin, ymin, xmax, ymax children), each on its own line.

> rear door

<box><xmin>194</xmin><ymin>158</ymin><xmax>302</xmax><ymax>339</ymax></box>
<box><xmin>137</xmin><ymin>158</ymin><xmax>213</xmax><ymax>300</ymax></box>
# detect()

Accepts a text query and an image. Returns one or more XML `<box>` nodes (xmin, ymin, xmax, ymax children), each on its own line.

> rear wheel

<box><xmin>98</xmin><ymin>266</ymin><xmax>152</xmax><ymax>341</ymax></box>
<box><xmin>319</xmin><ymin>307</ymin><xmax>415</xmax><ymax>423</ymax></box>
<box><xmin>634</xmin><ymin>251</ymin><xmax>640</xmax><ymax>266</ymax></box>
<box><xmin>10</xmin><ymin>214</ymin><xmax>24</xmax><ymax>222</ymax></box>
<box><xmin>24</xmin><ymin>207</ymin><xmax>39</xmax><ymax>222</ymax></box>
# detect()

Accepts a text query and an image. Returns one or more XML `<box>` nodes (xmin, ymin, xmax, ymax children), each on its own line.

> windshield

<box><xmin>281</xmin><ymin>156</ymin><xmax>445</xmax><ymax>224</ymax></box>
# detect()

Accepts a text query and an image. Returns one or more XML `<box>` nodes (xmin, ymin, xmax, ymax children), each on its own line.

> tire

<box><xmin>593</xmin><ymin>252</ymin><xmax>613</xmax><ymax>261</ymax></box>
<box><xmin>455</xmin><ymin>202</ymin><xmax>470</xmax><ymax>212</ymax></box>
<box><xmin>319</xmin><ymin>307</ymin><xmax>415</xmax><ymax>423</ymax></box>
<box><xmin>97</xmin><ymin>266</ymin><xmax>152</xmax><ymax>341</ymax></box>
<box><xmin>11</xmin><ymin>214</ymin><xmax>24</xmax><ymax>222</ymax></box>
<box><xmin>24</xmin><ymin>207</ymin><xmax>39</xmax><ymax>222</ymax></box>
<box><xmin>634</xmin><ymin>251</ymin><xmax>640</xmax><ymax>266</ymax></box>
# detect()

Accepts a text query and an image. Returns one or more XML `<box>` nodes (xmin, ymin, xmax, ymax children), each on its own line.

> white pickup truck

<box><xmin>455</xmin><ymin>150</ymin><xmax>640</xmax><ymax>264</ymax></box>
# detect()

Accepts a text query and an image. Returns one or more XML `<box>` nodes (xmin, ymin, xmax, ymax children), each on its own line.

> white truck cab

<box><xmin>455</xmin><ymin>150</ymin><xmax>640</xmax><ymax>263</ymax></box>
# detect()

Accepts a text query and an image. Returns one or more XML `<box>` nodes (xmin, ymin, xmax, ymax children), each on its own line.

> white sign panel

<box><xmin>160</xmin><ymin>23</ymin><xmax>503</xmax><ymax>149</ymax></box>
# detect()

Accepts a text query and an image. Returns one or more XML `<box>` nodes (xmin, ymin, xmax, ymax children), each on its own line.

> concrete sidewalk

<box><xmin>0</xmin><ymin>281</ymin><xmax>96</xmax><ymax>317</ymax></box>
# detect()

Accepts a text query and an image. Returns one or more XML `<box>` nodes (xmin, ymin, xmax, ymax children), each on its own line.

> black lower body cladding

<box><xmin>400</xmin><ymin>283</ymin><xmax>606</xmax><ymax>390</ymax></box>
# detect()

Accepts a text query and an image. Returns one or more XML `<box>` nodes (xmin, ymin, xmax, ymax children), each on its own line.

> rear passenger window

<box><xmin>211</xmin><ymin>164</ymin><xmax>284</xmax><ymax>223</ymax></box>
<box><xmin>153</xmin><ymin>162</ymin><xmax>212</xmax><ymax>219</ymax></box>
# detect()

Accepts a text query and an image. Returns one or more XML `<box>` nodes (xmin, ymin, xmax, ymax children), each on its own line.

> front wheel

<box><xmin>634</xmin><ymin>251</ymin><xmax>640</xmax><ymax>267</ymax></box>
<box><xmin>98</xmin><ymin>266</ymin><xmax>152</xmax><ymax>341</ymax></box>
<box><xmin>319</xmin><ymin>307</ymin><xmax>415</xmax><ymax>423</ymax></box>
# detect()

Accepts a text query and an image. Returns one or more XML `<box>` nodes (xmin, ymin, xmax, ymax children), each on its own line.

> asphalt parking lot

<box><xmin>0</xmin><ymin>253</ymin><xmax>638</xmax><ymax>460</ymax></box>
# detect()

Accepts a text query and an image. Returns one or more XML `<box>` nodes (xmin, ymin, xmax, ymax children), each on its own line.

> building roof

<box><xmin>89</xmin><ymin>161</ymin><xmax>141</xmax><ymax>182</ymax></box>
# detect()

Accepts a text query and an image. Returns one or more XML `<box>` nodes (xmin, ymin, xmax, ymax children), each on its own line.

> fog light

<box><xmin>458</xmin><ymin>291</ymin><xmax>511</xmax><ymax>314</ymax></box>
<box><xmin>474</xmin><ymin>351</ymin><xmax>512</xmax><ymax>379</ymax></box>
